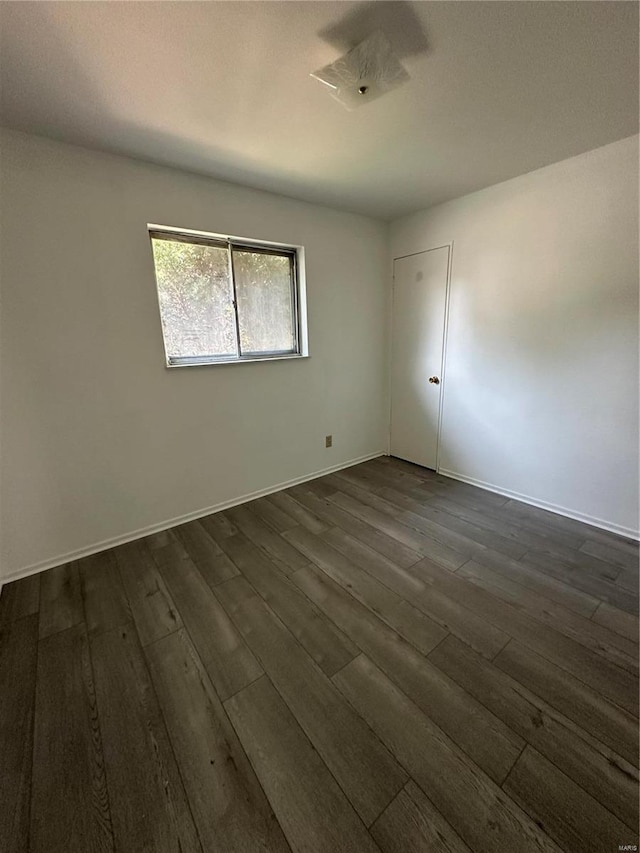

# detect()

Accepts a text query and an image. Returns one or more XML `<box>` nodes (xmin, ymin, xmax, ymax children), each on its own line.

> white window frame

<box><xmin>148</xmin><ymin>224</ymin><xmax>309</xmax><ymax>368</ymax></box>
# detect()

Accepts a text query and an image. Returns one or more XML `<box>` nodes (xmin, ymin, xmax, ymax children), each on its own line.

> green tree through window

<box><xmin>150</xmin><ymin>230</ymin><xmax>300</xmax><ymax>365</ymax></box>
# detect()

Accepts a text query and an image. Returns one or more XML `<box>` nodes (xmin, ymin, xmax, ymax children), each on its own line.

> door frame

<box><xmin>388</xmin><ymin>242</ymin><xmax>454</xmax><ymax>473</ymax></box>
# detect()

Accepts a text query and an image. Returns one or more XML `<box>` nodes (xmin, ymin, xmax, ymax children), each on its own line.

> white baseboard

<box><xmin>3</xmin><ymin>451</ymin><xmax>386</xmax><ymax>585</ymax></box>
<box><xmin>438</xmin><ymin>468</ymin><xmax>640</xmax><ymax>541</ymax></box>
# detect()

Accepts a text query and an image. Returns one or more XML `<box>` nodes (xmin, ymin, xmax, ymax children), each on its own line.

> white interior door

<box><xmin>390</xmin><ymin>246</ymin><xmax>449</xmax><ymax>470</ymax></box>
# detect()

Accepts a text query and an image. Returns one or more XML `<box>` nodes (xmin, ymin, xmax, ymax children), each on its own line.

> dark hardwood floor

<box><xmin>1</xmin><ymin>456</ymin><xmax>638</xmax><ymax>853</ymax></box>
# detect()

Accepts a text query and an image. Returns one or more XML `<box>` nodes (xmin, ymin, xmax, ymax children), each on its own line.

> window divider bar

<box><xmin>228</xmin><ymin>244</ymin><xmax>244</xmax><ymax>357</ymax></box>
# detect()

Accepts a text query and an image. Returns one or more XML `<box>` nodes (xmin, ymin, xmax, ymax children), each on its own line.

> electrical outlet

<box><xmin>325</xmin><ymin>435</ymin><xmax>333</xmax><ymax>448</ymax></box>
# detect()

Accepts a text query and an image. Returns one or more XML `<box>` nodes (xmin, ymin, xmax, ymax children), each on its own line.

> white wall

<box><xmin>390</xmin><ymin>135</ymin><xmax>639</xmax><ymax>537</ymax></box>
<box><xmin>0</xmin><ymin>130</ymin><xmax>389</xmax><ymax>579</ymax></box>
<box><xmin>2</xmin><ymin>130</ymin><xmax>637</xmax><ymax>581</ymax></box>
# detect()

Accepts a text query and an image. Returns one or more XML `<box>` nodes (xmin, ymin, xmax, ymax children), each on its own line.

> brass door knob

<box><xmin>429</xmin><ymin>376</ymin><xmax>440</xmax><ymax>384</ymax></box>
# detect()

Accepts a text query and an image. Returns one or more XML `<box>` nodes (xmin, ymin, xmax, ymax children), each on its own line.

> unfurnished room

<box><xmin>0</xmin><ymin>2</ymin><xmax>638</xmax><ymax>851</ymax></box>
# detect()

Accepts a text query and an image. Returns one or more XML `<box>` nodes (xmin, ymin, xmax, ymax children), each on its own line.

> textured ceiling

<box><xmin>1</xmin><ymin>1</ymin><xmax>637</xmax><ymax>219</ymax></box>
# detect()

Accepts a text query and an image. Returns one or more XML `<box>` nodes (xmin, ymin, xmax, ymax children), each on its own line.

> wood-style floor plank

<box><xmin>382</xmin><ymin>598</ymin><xmax>450</xmax><ymax>657</ymax></box>
<box><xmin>225</xmin><ymin>504</ymin><xmax>309</xmax><ymax>573</ymax></box>
<box><xmin>494</xmin><ymin>640</ymin><xmax>639</xmax><ymax>765</ymax></box>
<box><xmin>458</xmin><ymin>559</ymin><xmax>638</xmax><ymax>675</ymax></box>
<box><xmin>79</xmin><ymin>550</ymin><xmax>131</xmax><ymax>637</ymax></box>
<box><xmin>592</xmin><ymin>601</ymin><xmax>639</xmax><ymax>642</ymax></box>
<box><xmin>580</xmin><ymin>530</ymin><xmax>639</xmax><ymax>558</ymax></box>
<box><xmin>339</xmin><ymin>473</ymin><xmax>502</xmax><ymax>565</ymax></box>
<box><xmin>412</xmin><ymin>557</ymin><xmax>639</xmax><ymax>716</ymax></box>
<box><xmin>174</xmin><ymin>518</ymin><xmax>224</xmax><ymax>563</ymax></box>
<box><xmin>91</xmin><ymin>622</ymin><xmax>202</xmax><ymax>853</ymax></box>
<box><xmin>142</xmin><ymin>528</ymin><xmax>177</xmax><ymax>550</ymax></box>
<box><xmin>0</xmin><ymin>615</ymin><xmax>38</xmax><ymax>853</ymax></box>
<box><xmin>470</xmin><ymin>548</ymin><xmax>600</xmax><ymax>618</ymax></box>
<box><xmin>266</xmin><ymin>490</ymin><xmax>329</xmax><ymax>533</ymax></box>
<box><xmin>377</xmin><ymin>485</ymin><xmax>528</xmax><ymax>560</ymax></box>
<box><xmin>321</xmin><ymin>524</ymin><xmax>422</xmax><ymax>591</ymax></box>
<box><xmin>419</xmin><ymin>492</ymin><xmax>590</xmax><ymax>564</ymax></box>
<box><xmin>38</xmin><ymin>561</ymin><xmax>83</xmax><ymax>639</ymax></box>
<box><xmin>333</xmin><ymin>655</ymin><xmax>561</xmax><ymax>853</ymax></box>
<box><xmin>522</xmin><ymin>550</ymin><xmax>638</xmax><ymax>614</ymax></box>
<box><xmin>399</xmin><ymin>506</ymin><xmax>497</xmax><ymax>559</ymax></box>
<box><xmin>329</xmin><ymin>471</ymin><xmax>408</xmax><ymax>517</ymax></box>
<box><xmin>287</xmin><ymin>484</ymin><xmax>422</xmax><ymax>568</ymax></box>
<box><xmin>195</xmin><ymin>547</ymin><xmax>240</xmax><ymax>589</ymax></box>
<box><xmin>31</xmin><ymin>624</ymin><xmax>114</xmax><ymax>853</ymax></box>
<box><xmin>526</xmin><ymin>544</ymin><xmax>623</xmax><ymax>582</ymax></box>
<box><xmin>370</xmin><ymin>781</ymin><xmax>472</xmax><ymax>853</ymax></box>
<box><xmin>199</xmin><ymin>510</ymin><xmax>239</xmax><ymax>541</ymax></box>
<box><xmin>430</xmin><ymin>634</ymin><xmax>639</xmax><ymax>830</ymax></box>
<box><xmin>347</xmin><ymin>476</ymin><xmax>500</xmax><ymax>561</ymax></box>
<box><xmin>215</xmin><ymin>575</ymin><xmax>407</xmax><ymax>826</ymax></box>
<box><xmin>370</xmin><ymin>455</ymin><xmax>441</xmax><ymax>483</ymax></box>
<box><xmin>250</xmin><ymin>495</ymin><xmax>299</xmax><ymax>533</ymax></box>
<box><xmin>284</xmin><ymin>526</ymin><xmax>402</xmax><ymax>618</ymax></box>
<box><xmin>152</xmin><ymin>542</ymin><xmax>263</xmax><ymax>701</ymax></box>
<box><xmin>330</xmin><ymin>490</ymin><xmax>469</xmax><ymax>570</ymax></box>
<box><xmin>420</xmin><ymin>477</ymin><xmax>510</xmax><ymax>516</ymax></box>
<box><xmin>422</xmin><ymin>489</ymin><xmax>584</xmax><ymax>552</ymax></box>
<box><xmin>214</xmin><ymin>531</ymin><xmax>359</xmax><ymax>676</ymax></box>
<box><xmin>145</xmin><ymin>628</ymin><xmax>291</xmax><ymax>852</ymax></box>
<box><xmin>579</xmin><ymin>538</ymin><xmax>639</xmax><ymax>572</ymax></box>
<box><xmin>484</xmin><ymin>491</ymin><xmax>633</xmax><ymax>551</ymax></box>
<box><xmin>0</xmin><ymin>574</ymin><xmax>40</xmax><ymax>629</ymax></box>
<box><xmin>318</xmin><ymin>524</ymin><xmax>508</xmax><ymax>658</ymax></box>
<box><xmin>116</xmin><ymin>539</ymin><xmax>182</xmax><ymax>646</ymax></box>
<box><xmin>616</xmin><ymin>565</ymin><xmax>640</xmax><ymax>593</ymax></box>
<box><xmin>413</xmin><ymin>583</ymin><xmax>511</xmax><ymax>659</ymax></box>
<box><xmin>288</xmin><ymin>526</ymin><xmax>451</xmax><ymax>657</ymax></box>
<box><xmin>296</xmin><ymin>475</ymin><xmax>338</xmax><ymax>499</ymax></box>
<box><xmin>503</xmin><ymin>746</ymin><xmax>633</xmax><ymax>853</ymax></box>
<box><xmin>174</xmin><ymin>519</ymin><xmax>240</xmax><ymax>585</ymax></box>
<box><xmin>337</xmin><ymin>461</ymin><xmax>428</xmax><ymax>495</ymax></box>
<box><xmin>225</xmin><ymin>675</ymin><xmax>378</xmax><ymax>853</ymax></box>
<box><xmin>294</xmin><ymin>564</ymin><xmax>523</xmax><ymax>784</ymax></box>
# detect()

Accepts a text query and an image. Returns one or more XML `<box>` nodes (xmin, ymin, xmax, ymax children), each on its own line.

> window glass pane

<box><xmin>233</xmin><ymin>250</ymin><xmax>295</xmax><ymax>354</ymax></box>
<box><xmin>151</xmin><ymin>237</ymin><xmax>237</xmax><ymax>359</ymax></box>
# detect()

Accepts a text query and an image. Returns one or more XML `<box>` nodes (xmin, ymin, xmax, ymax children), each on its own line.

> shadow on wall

<box><xmin>437</xmin><ymin>236</ymin><xmax>639</xmax><ymax>506</ymax></box>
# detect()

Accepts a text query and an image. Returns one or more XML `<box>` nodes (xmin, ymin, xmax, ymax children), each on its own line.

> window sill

<box><xmin>166</xmin><ymin>352</ymin><xmax>309</xmax><ymax>369</ymax></box>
